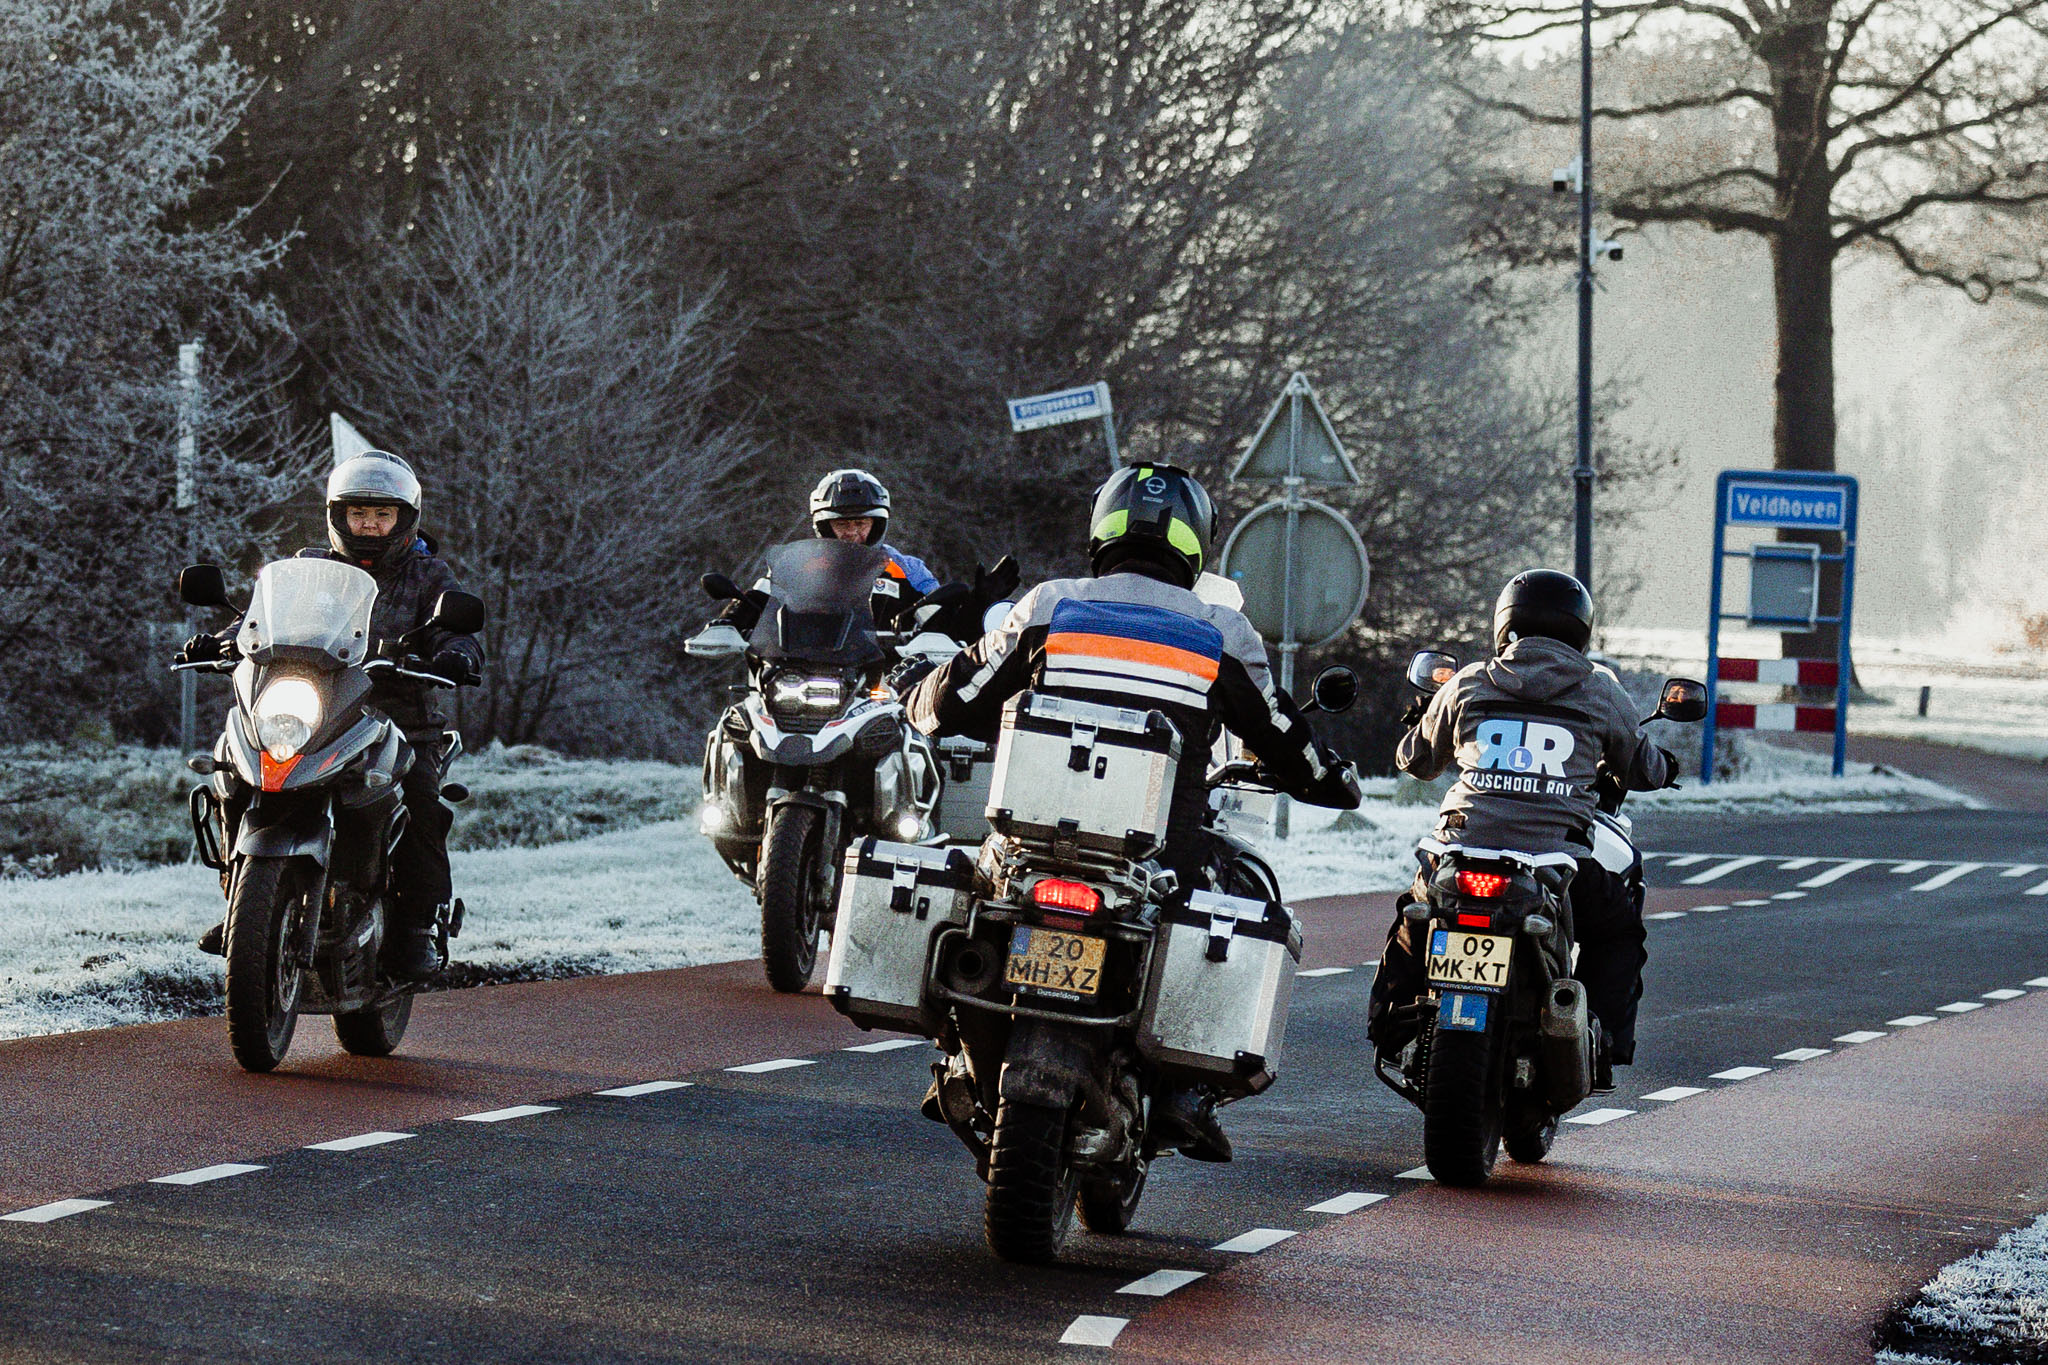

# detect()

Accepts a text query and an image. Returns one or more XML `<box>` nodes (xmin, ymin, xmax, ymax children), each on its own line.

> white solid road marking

<box><xmin>306</xmin><ymin>1131</ymin><xmax>414</xmax><ymax>1151</ymax></box>
<box><xmin>1642</xmin><ymin>1086</ymin><xmax>1705</xmax><ymax>1102</ymax></box>
<box><xmin>1059</xmin><ymin>1316</ymin><xmax>1129</xmax><ymax>1348</ymax></box>
<box><xmin>1565</xmin><ymin>1108</ymin><xmax>1634</xmax><ymax>1125</ymax></box>
<box><xmin>1664</xmin><ymin>854</ymin><xmax>1711</xmax><ymax>868</ymax></box>
<box><xmin>1984</xmin><ymin>989</ymin><xmax>2027</xmax><ymax>1001</ymax></box>
<box><xmin>1801</xmin><ymin>859</ymin><xmax>1876</xmax><ymax>889</ymax></box>
<box><xmin>596</xmin><ymin>1080</ymin><xmax>696</xmax><ymax>1096</ymax></box>
<box><xmin>725</xmin><ymin>1059</ymin><xmax>817</xmax><ymax>1074</ymax></box>
<box><xmin>1890</xmin><ymin>861</ymin><xmax>1932</xmax><ymax>876</ymax></box>
<box><xmin>1646</xmin><ymin>911</ymin><xmax>1687</xmax><ymax>921</ymax></box>
<box><xmin>2001</xmin><ymin>865</ymin><xmax>2042</xmax><ymax>878</ymax></box>
<box><xmin>1937</xmin><ymin>1001</ymin><xmax>1985</xmax><ymax>1014</ymax></box>
<box><xmin>151</xmin><ymin>1163</ymin><xmax>266</xmax><ymax>1186</ymax></box>
<box><xmin>1684</xmin><ymin>856</ymin><xmax>1766</xmax><ymax>885</ymax></box>
<box><xmin>1834</xmin><ymin>1030</ymin><xmax>1887</xmax><ymax>1044</ymax></box>
<box><xmin>1118</xmin><ymin>1269</ymin><xmax>1207</xmax><ymax>1297</ymax></box>
<box><xmin>1396</xmin><ymin>1165</ymin><xmax>1432</xmax><ymax>1180</ymax></box>
<box><xmin>843</xmin><ymin>1039</ymin><xmax>924</xmax><ymax>1053</ymax></box>
<box><xmin>2</xmin><ymin>1198</ymin><xmax>111</xmax><ymax>1223</ymax></box>
<box><xmin>1888</xmin><ymin>1014</ymin><xmax>1937</xmax><ymax>1027</ymax></box>
<box><xmin>1778</xmin><ymin>858</ymin><xmax>1819</xmax><ymax>870</ymax></box>
<box><xmin>1710</xmin><ymin>1066</ymin><xmax>1771</xmax><ymax>1081</ymax></box>
<box><xmin>1912</xmin><ymin>863</ymin><xmax>1985</xmax><ymax>892</ymax></box>
<box><xmin>1213</xmin><ymin>1228</ymin><xmax>1298</xmax><ymax>1253</ymax></box>
<box><xmin>1306</xmin><ymin>1192</ymin><xmax>1389</xmax><ymax>1214</ymax></box>
<box><xmin>1774</xmin><ymin>1047</ymin><xmax>1831</xmax><ymax>1062</ymax></box>
<box><xmin>1296</xmin><ymin>967</ymin><xmax>1353</xmax><ymax>978</ymax></box>
<box><xmin>1771</xmin><ymin>891</ymin><xmax>1808</xmax><ymax>901</ymax></box>
<box><xmin>453</xmin><ymin>1105</ymin><xmax>559</xmax><ymax>1123</ymax></box>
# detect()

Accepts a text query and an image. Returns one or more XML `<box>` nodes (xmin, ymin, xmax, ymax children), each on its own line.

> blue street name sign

<box><xmin>1006</xmin><ymin>382</ymin><xmax>1111</xmax><ymax>433</ymax></box>
<box><xmin>1723</xmin><ymin>479</ymin><xmax>1848</xmax><ymax>531</ymax></box>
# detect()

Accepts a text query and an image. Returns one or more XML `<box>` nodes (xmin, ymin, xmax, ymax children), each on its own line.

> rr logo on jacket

<box><xmin>1467</xmin><ymin>718</ymin><xmax>1576</xmax><ymax>797</ymax></box>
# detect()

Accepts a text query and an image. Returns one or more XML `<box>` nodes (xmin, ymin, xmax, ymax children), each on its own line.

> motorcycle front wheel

<box><xmin>758</xmin><ymin>804</ymin><xmax>822</xmax><ymax>993</ymax></box>
<box><xmin>223</xmin><ymin>855</ymin><xmax>310</xmax><ymax>1073</ymax></box>
<box><xmin>1422</xmin><ymin>1024</ymin><xmax>1503</xmax><ymax>1186</ymax></box>
<box><xmin>335</xmin><ymin>993</ymin><xmax>413</xmax><ymax>1057</ymax></box>
<box><xmin>1077</xmin><ymin>1157</ymin><xmax>1147</xmax><ymax>1236</ymax></box>
<box><xmin>984</xmin><ymin>1099</ymin><xmax>1078</xmax><ymax>1264</ymax></box>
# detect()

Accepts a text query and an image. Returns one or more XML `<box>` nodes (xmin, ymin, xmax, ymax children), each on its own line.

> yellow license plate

<box><xmin>1427</xmin><ymin>928</ymin><xmax>1512</xmax><ymax>989</ymax></box>
<box><xmin>1005</xmin><ymin>926</ymin><xmax>1106</xmax><ymax>997</ymax></box>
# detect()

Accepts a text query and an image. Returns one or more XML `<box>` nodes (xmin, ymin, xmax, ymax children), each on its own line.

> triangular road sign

<box><xmin>1230</xmin><ymin>373</ymin><xmax>1359</xmax><ymax>485</ymax></box>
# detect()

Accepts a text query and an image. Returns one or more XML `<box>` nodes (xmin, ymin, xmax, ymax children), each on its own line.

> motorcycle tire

<box><xmin>1077</xmin><ymin>1158</ymin><xmax>1147</xmax><ymax>1236</ymax></box>
<box><xmin>1422</xmin><ymin>1024</ymin><xmax>1503</xmax><ymax>1186</ymax></box>
<box><xmin>1504</xmin><ymin>1106</ymin><xmax>1557</xmax><ymax>1164</ymax></box>
<box><xmin>334</xmin><ymin>994</ymin><xmax>413</xmax><ymax>1057</ymax></box>
<box><xmin>758</xmin><ymin>804</ymin><xmax>822</xmax><ymax>993</ymax></box>
<box><xmin>223</xmin><ymin>855</ymin><xmax>309</xmax><ymax>1073</ymax></box>
<box><xmin>984</xmin><ymin>1099</ymin><xmax>1078</xmax><ymax>1264</ymax></box>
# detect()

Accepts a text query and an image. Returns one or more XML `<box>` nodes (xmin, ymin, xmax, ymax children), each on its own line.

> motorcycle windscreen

<box><xmin>238</xmin><ymin>558</ymin><xmax>378</xmax><ymax>666</ymax></box>
<box><xmin>749</xmin><ymin>540</ymin><xmax>889</xmax><ymax>666</ymax></box>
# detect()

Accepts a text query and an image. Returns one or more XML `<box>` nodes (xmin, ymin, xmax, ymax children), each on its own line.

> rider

<box><xmin>1366</xmin><ymin>570</ymin><xmax>1676</xmax><ymax>1088</ymax></box>
<box><xmin>906</xmin><ymin>462</ymin><xmax>1362</xmax><ymax>1161</ymax></box>
<box><xmin>186</xmin><ymin>451</ymin><xmax>484</xmax><ymax>980</ymax></box>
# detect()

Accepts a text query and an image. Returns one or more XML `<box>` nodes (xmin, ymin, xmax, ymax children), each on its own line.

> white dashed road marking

<box><xmin>1646</xmin><ymin>910</ymin><xmax>1687</xmax><ymax>921</ymax></box>
<box><xmin>1565</xmin><ymin>1108</ymin><xmax>1634</xmax><ymax>1125</ymax></box>
<box><xmin>1801</xmin><ymin>860</ymin><xmax>1875</xmax><ymax>889</ymax></box>
<box><xmin>1710</xmin><ymin>1066</ymin><xmax>1770</xmax><ymax>1081</ymax></box>
<box><xmin>453</xmin><ymin>1105</ymin><xmax>559</xmax><ymax>1123</ymax></box>
<box><xmin>2001</xmin><ymin>865</ymin><xmax>2042</xmax><ymax>879</ymax></box>
<box><xmin>1774</xmin><ymin>1047</ymin><xmax>1830</xmax><ymax>1062</ymax></box>
<box><xmin>1912</xmin><ymin>863</ymin><xmax>1984</xmax><ymax>892</ymax></box>
<box><xmin>151</xmin><ymin>1163</ymin><xmax>266</xmax><ymax>1186</ymax></box>
<box><xmin>1060</xmin><ymin>1316</ymin><xmax>1129</xmax><ymax>1348</ymax></box>
<box><xmin>306</xmin><ymin>1131</ymin><xmax>414</xmax><ymax>1151</ymax></box>
<box><xmin>1937</xmin><ymin>1001</ymin><xmax>1984</xmax><ymax>1014</ymax></box>
<box><xmin>1771</xmin><ymin>891</ymin><xmax>1807</xmax><ymax>900</ymax></box>
<box><xmin>1835</xmin><ymin>1030</ymin><xmax>1887</xmax><ymax>1043</ymax></box>
<box><xmin>1118</xmin><ymin>1269</ymin><xmax>1207</xmax><ymax>1296</ymax></box>
<box><xmin>2</xmin><ymin>1198</ymin><xmax>110</xmax><ymax>1223</ymax></box>
<box><xmin>1396</xmin><ymin>1166</ymin><xmax>1432</xmax><ymax>1180</ymax></box>
<box><xmin>1888</xmin><ymin>1015</ymin><xmax>1937</xmax><ymax>1027</ymax></box>
<box><xmin>2028</xmin><ymin>978</ymin><xmax>2048</xmax><ymax>988</ymax></box>
<box><xmin>595</xmin><ymin>1081</ymin><xmax>695</xmax><ymax>1097</ymax></box>
<box><xmin>725</xmin><ymin>1059</ymin><xmax>816</xmax><ymax>1074</ymax></box>
<box><xmin>1777</xmin><ymin>858</ymin><xmax>1818</xmax><ymax>870</ymax></box>
<box><xmin>1213</xmin><ymin>1228</ymin><xmax>1297</xmax><ymax>1253</ymax></box>
<box><xmin>2024</xmin><ymin>879</ymin><xmax>2048</xmax><ymax>897</ymax></box>
<box><xmin>1306</xmin><ymin>1192</ymin><xmax>1388</xmax><ymax>1214</ymax></box>
<box><xmin>1690</xmin><ymin>904</ymin><xmax>1728</xmax><ymax>914</ymax></box>
<box><xmin>1642</xmin><ymin>1086</ymin><xmax>1705</xmax><ymax>1102</ymax></box>
<box><xmin>1683</xmin><ymin>856</ymin><xmax>1766</xmax><ymax>885</ymax></box>
<box><xmin>1664</xmin><ymin>854</ymin><xmax>1711</xmax><ymax>868</ymax></box>
<box><xmin>1890</xmin><ymin>861</ymin><xmax>1932</xmax><ymax>876</ymax></box>
<box><xmin>1296</xmin><ymin>967</ymin><xmax>1352</xmax><ymax>978</ymax></box>
<box><xmin>1733</xmin><ymin>899</ymin><xmax>1770</xmax><ymax>907</ymax></box>
<box><xmin>843</xmin><ymin>1039</ymin><xmax>924</xmax><ymax>1053</ymax></box>
<box><xmin>1983</xmin><ymin>989</ymin><xmax>2026</xmax><ymax>1001</ymax></box>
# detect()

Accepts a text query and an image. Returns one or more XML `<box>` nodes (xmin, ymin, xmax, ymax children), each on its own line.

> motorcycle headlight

<box><xmin>770</xmin><ymin>672</ymin><xmax>847</xmax><ymax>713</ymax></box>
<box><xmin>254</xmin><ymin>676</ymin><xmax>323</xmax><ymax>761</ymax></box>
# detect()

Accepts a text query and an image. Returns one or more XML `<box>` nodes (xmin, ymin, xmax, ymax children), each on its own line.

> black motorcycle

<box><xmin>174</xmin><ymin>559</ymin><xmax>485</xmax><ymax>1073</ymax></box>
<box><xmin>1375</xmin><ymin>654</ymin><xmax>1706</xmax><ymax>1184</ymax></box>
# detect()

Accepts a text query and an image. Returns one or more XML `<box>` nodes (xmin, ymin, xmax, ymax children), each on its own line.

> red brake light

<box><xmin>1032</xmin><ymin>878</ymin><xmax>1102</xmax><ymax>915</ymax></box>
<box><xmin>1456</xmin><ymin>870</ymin><xmax>1510</xmax><ymax>898</ymax></box>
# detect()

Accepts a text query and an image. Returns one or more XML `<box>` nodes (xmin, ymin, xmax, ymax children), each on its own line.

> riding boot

<box><xmin>382</xmin><ymin>900</ymin><xmax>442</xmax><ymax>981</ymax></box>
<box><xmin>1156</xmin><ymin>1087</ymin><xmax>1232</xmax><ymax>1163</ymax></box>
<box><xmin>198</xmin><ymin>920</ymin><xmax>226</xmax><ymax>956</ymax></box>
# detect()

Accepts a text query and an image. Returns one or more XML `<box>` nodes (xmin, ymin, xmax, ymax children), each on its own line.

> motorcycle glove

<box><xmin>1658</xmin><ymin>745</ymin><xmax>1684</xmax><ymax>789</ymax></box>
<box><xmin>178</xmin><ymin>632</ymin><xmax>227</xmax><ymax>664</ymax></box>
<box><xmin>429</xmin><ymin>649</ymin><xmax>482</xmax><ymax>687</ymax></box>
<box><xmin>974</xmin><ymin>555</ymin><xmax>1021</xmax><ymax>607</ymax></box>
<box><xmin>1398</xmin><ymin>695</ymin><xmax>1428</xmax><ymax>729</ymax></box>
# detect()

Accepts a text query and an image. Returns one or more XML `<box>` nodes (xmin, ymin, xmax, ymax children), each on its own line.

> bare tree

<box><xmin>1439</xmin><ymin>0</ymin><xmax>2048</xmax><ymax>655</ymax></box>
<box><xmin>326</xmin><ymin>130</ymin><xmax>754</xmax><ymax>746</ymax></box>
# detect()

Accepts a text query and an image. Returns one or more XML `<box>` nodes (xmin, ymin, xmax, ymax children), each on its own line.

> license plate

<box><xmin>1427</xmin><ymin>927</ymin><xmax>1511</xmax><ymax>989</ymax></box>
<box><xmin>1005</xmin><ymin>926</ymin><xmax>1105</xmax><ymax>998</ymax></box>
<box><xmin>1438</xmin><ymin>991</ymin><xmax>1490</xmax><ymax>1032</ymax></box>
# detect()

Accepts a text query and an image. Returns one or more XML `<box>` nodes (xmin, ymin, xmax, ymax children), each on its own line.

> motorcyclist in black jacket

<box><xmin>186</xmin><ymin>451</ymin><xmax>484</xmax><ymax>979</ymax></box>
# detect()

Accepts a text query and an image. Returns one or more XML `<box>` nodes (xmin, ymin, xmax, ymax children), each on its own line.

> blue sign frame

<box><xmin>1702</xmin><ymin>469</ymin><xmax>1859</xmax><ymax>783</ymax></box>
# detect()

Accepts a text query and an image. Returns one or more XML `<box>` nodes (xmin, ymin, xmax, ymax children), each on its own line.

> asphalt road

<box><xmin>5</xmin><ymin>796</ymin><xmax>2048</xmax><ymax>1362</ymax></box>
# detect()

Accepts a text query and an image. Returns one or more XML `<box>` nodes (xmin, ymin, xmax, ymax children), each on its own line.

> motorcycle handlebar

<box><xmin>364</xmin><ymin>657</ymin><xmax>457</xmax><ymax>689</ymax></box>
<box><xmin>170</xmin><ymin>658</ymin><xmax>236</xmax><ymax>675</ymax></box>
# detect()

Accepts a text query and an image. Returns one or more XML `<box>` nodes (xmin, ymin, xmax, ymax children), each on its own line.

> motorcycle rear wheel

<box><xmin>334</xmin><ymin>993</ymin><xmax>413</xmax><ymax>1057</ymax></box>
<box><xmin>1423</xmin><ymin>1025</ymin><xmax>1502</xmax><ymax>1186</ymax></box>
<box><xmin>758</xmin><ymin>804</ymin><xmax>822</xmax><ymax>993</ymax></box>
<box><xmin>984</xmin><ymin>1099</ymin><xmax>1078</xmax><ymax>1264</ymax></box>
<box><xmin>223</xmin><ymin>855</ymin><xmax>309</xmax><ymax>1073</ymax></box>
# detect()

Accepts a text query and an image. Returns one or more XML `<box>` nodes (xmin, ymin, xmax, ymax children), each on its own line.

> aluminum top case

<box><xmin>824</xmin><ymin>838</ymin><xmax>977</xmax><ymax>1036</ymax></box>
<box><xmin>1138</xmin><ymin>889</ymin><xmax>1301</xmax><ymax>1097</ymax></box>
<box><xmin>985</xmin><ymin>691</ymin><xmax>1181</xmax><ymax>858</ymax></box>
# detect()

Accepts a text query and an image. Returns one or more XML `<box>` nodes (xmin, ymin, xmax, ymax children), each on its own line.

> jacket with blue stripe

<box><xmin>906</xmin><ymin>567</ymin><xmax>1359</xmax><ymax>857</ymax></box>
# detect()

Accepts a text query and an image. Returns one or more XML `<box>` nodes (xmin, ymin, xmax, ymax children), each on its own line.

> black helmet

<box><xmin>326</xmin><ymin>450</ymin><xmax>422</xmax><ymax>571</ymax></box>
<box><xmin>810</xmin><ymin>468</ymin><xmax>890</xmax><ymax>545</ymax></box>
<box><xmin>1493</xmin><ymin>570</ymin><xmax>1595</xmax><ymax>653</ymax></box>
<box><xmin>1087</xmin><ymin>463</ymin><xmax>1217</xmax><ymax>589</ymax></box>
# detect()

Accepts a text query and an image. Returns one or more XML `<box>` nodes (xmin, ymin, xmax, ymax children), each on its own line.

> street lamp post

<box><xmin>1573</xmin><ymin>0</ymin><xmax>1596</xmax><ymax>591</ymax></box>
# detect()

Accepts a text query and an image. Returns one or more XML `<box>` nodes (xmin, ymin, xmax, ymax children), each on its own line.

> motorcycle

<box><xmin>1375</xmin><ymin>653</ymin><xmax>1706</xmax><ymax>1185</ymax></box>
<box><xmin>174</xmin><ymin>559</ymin><xmax>486</xmax><ymax>1073</ymax></box>
<box><xmin>824</xmin><ymin>664</ymin><xmax>1358</xmax><ymax>1263</ymax></box>
<box><xmin>684</xmin><ymin>540</ymin><xmax>966</xmax><ymax>993</ymax></box>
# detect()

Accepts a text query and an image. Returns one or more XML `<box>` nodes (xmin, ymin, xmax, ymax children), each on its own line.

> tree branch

<box><xmin>1449</xmin><ymin>79</ymin><xmax>1771</xmax><ymax>125</ymax></box>
<box><xmin>1837</xmin><ymin>175</ymin><xmax>2048</xmax><ymax>246</ymax></box>
<box><xmin>1830</xmin><ymin>0</ymin><xmax>2048</xmax><ymax>136</ymax></box>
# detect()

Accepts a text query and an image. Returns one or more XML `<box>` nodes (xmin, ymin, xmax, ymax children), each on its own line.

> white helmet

<box><xmin>809</xmin><ymin>468</ymin><xmax>890</xmax><ymax>545</ymax></box>
<box><xmin>326</xmin><ymin>450</ymin><xmax>422</xmax><ymax>569</ymax></box>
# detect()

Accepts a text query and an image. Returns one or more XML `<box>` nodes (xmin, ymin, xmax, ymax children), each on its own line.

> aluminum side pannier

<box><xmin>824</xmin><ymin>838</ymin><xmax>977</xmax><ymax>1035</ymax></box>
<box><xmin>985</xmin><ymin>691</ymin><xmax>1180</xmax><ymax>858</ymax></box>
<box><xmin>1138</xmin><ymin>889</ymin><xmax>1301</xmax><ymax>1097</ymax></box>
<box><xmin>931</xmin><ymin>736</ymin><xmax>996</xmax><ymax>844</ymax></box>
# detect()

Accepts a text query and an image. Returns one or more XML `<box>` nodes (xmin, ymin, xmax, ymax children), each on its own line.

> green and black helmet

<box><xmin>1087</xmin><ymin>463</ymin><xmax>1217</xmax><ymax>588</ymax></box>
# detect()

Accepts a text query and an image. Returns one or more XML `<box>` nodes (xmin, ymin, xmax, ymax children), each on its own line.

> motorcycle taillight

<box><xmin>1031</xmin><ymin>877</ymin><xmax>1102</xmax><ymax>916</ymax></box>
<box><xmin>1456</xmin><ymin>870</ymin><xmax>1511</xmax><ymax>898</ymax></box>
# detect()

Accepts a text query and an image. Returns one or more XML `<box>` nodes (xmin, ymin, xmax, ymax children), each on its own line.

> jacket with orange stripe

<box><xmin>906</xmin><ymin>566</ymin><xmax>1360</xmax><ymax>870</ymax></box>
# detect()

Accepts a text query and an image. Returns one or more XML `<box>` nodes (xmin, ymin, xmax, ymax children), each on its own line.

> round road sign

<box><xmin>1219</xmin><ymin>499</ymin><xmax>1370</xmax><ymax>648</ymax></box>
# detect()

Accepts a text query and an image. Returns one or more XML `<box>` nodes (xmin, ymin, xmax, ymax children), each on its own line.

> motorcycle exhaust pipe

<box><xmin>1538</xmin><ymin>978</ymin><xmax>1595</xmax><ymax>1110</ymax></box>
<box><xmin>939</xmin><ymin>937</ymin><xmax>1002</xmax><ymax>997</ymax></box>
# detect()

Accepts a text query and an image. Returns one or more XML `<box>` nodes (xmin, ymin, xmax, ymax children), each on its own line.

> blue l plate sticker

<box><xmin>1438</xmin><ymin>991</ymin><xmax>1490</xmax><ymax>1032</ymax></box>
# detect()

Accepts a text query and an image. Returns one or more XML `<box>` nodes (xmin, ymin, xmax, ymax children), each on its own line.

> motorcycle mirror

<box><xmin>177</xmin><ymin>564</ymin><xmax>230</xmax><ymax>609</ymax></box>
<box><xmin>427</xmin><ymin>590</ymin><xmax>487</xmax><ymax>636</ymax></box>
<box><xmin>701</xmin><ymin>572</ymin><xmax>744</xmax><ymax>602</ymax></box>
<box><xmin>1305</xmin><ymin>665</ymin><xmax>1359</xmax><ymax>715</ymax></box>
<box><xmin>1407</xmin><ymin>650</ymin><xmax>1458</xmax><ymax>694</ymax></box>
<box><xmin>1654</xmin><ymin>677</ymin><xmax>1708</xmax><ymax>724</ymax></box>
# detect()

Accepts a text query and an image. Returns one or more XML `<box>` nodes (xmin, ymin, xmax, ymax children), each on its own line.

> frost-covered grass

<box><xmin>0</xmin><ymin>820</ymin><xmax>756</xmax><ymax>1042</ymax></box>
<box><xmin>1878</xmin><ymin>1208</ymin><xmax>2048</xmax><ymax>1364</ymax></box>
